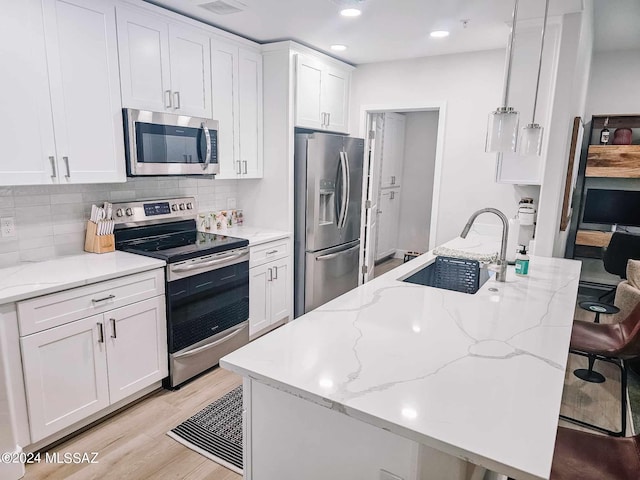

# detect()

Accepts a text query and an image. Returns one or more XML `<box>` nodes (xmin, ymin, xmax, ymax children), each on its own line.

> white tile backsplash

<box><xmin>0</xmin><ymin>177</ymin><xmax>238</xmax><ymax>266</ymax></box>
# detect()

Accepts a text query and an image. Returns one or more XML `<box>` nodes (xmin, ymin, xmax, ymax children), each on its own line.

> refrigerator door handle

<box><xmin>315</xmin><ymin>243</ymin><xmax>360</xmax><ymax>261</ymax></box>
<box><xmin>337</xmin><ymin>151</ymin><xmax>349</xmax><ymax>229</ymax></box>
<box><xmin>341</xmin><ymin>150</ymin><xmax>351</xmax><ymax>229</ymax></box>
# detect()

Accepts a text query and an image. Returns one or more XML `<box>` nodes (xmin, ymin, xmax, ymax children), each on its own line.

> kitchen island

<box><xmin>221</xmin><ymin>234</ymin><xmax>581</xmax><ymax>480</ymax></box>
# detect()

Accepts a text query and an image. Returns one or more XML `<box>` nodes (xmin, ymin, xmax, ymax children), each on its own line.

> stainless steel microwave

<box><xmin>124</xmin><ymin>109</ymin><xmax>219</xmax><ymax>176</ymax></box>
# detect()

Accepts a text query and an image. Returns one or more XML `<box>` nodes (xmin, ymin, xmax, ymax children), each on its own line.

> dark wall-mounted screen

<box><xmin>583</xmin><ymin>189</ymin><xmax>640</xmax><ymax>227</ymax></box>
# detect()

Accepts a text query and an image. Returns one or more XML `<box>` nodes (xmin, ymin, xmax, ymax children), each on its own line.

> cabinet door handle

<box><xmin>242</xmin><ymin>160</ymin><xmax>248</xmax><ymax>174</ymax></box>
<box><xmin>266</xmin><ymin>249</ymin><xmax>278</xmax><ymax>255</ymax></box>
<box><xmin>174</xmin><ymin>91</ymin><xmax>181</xmax><ymax>110</ymax></box>
<box><xmin>273</xmin><ymin>266</ymin><xmax>278</xmax><ymax>280</ymax></box>
<box><xmin>391</xmin><ymin>175</ymin><xmax>396</xmax><ymax>185</ymax></box>
<box><xmin>165</xmin><ymin>90</ymin><xmax>172</xmax><ymax>109</ymax></box>
<box><xmin>321</xmin><ymin>112</ymin><xmax>326</xmax><ymax>127</ymax></box>
<box><xmin>63</xmin><ymin>156</ymin><xmax>71</xmax><ymax>179</ymax></box>
<box><xmin>236</xmin><ymin>160</ymin><xmax>242</xmax><ymax>174</ymax></box>
<box><xmin>390</xmin><ymin>191</ymin><xmax>395</xmax><ymax>200</ymax></box>
<box><xmin>97</xmin><ymin>322</ymin><xmax>104</xmax><ymax>343</ymax></box>
<box><xmin>327</xmin><ymin>112</ymin><xmax>330</xmax><ymax>126</ymax></box>
<box><xmin>110</xmin><ymin>318</ymin><xmax>117</xmax><ymax>339</ymax></box>
<box><xmin>268</xmin><ymin>267</ymin><xmax>273</xmax><ymax>282</ymax></box>
<box><xmin>49</xmin><ymin>156</ymin><xmax>57</xmax><ymax>179</ymax></box>
<box><xmin>92</xmin><ymin>294</ymin><xmax>115</xmax><ymax>304</ymax></box>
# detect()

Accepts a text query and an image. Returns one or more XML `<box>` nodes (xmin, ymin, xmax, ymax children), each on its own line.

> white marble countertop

<box><xmin>0</xmin><ymin>252</ymin><xmax>166</xmax><ymax>304</ymax></box>
<box><xmin>222</xmin><ymin>232</ymin><xmax>581</xmax><ymax>480</ymax></box>
<box><xmin>197</xmin><ymin>225</ymin><xmax>291</xmax><ymax>246</ymax></box>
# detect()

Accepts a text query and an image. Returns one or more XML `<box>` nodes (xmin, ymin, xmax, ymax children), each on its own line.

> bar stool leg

<box><xmin>574</xmin><ymin>354</ymin><xmax>606</xmax><ymax>383</ymax></box>
<box><xmin>560</xmin><ymin>351</ymin><xmax>626</xmax><ymax>436</ymax></box>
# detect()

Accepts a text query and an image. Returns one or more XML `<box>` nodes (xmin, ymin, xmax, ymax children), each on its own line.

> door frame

<box><xmin>357</xmin><ymin>102</ymin><xmax>447</xmax><ymax>284</ymax></box>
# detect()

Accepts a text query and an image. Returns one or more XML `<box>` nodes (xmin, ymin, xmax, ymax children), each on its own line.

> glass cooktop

<box><xmin>119</xmin><ymin>229</ymin><xmax>248</xmax><ymax>263</ymax></box>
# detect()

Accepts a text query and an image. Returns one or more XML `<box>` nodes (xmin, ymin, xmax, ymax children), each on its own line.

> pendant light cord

<box><xmin>531</xmin><ymin>0</ymin><xmax>550</xmax><ymax>123</ymax></box>
<box><xmin>501</xmin><ymin>0</ymin><xmax>520</xmax><ymax>108</ymax></box>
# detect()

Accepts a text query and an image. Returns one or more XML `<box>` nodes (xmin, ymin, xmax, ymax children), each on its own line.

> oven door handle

<box><xmin>173</xmin><ymin>324</ymin><xmax>247</xmax><ymax>359</ymax></box>
<box><xmin>171</xmin><ymin>250</ymin><xmax>248</xmax><ymax>272</ymax></box>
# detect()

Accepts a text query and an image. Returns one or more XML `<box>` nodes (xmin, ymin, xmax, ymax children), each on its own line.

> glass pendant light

<box><xmin>519</xmin><ymin>0</ymin><xmax>550</xmax><ymax>156</ymax></box>
<box><xmin>486</xmin><ymin>0</ymin><xmax>520</xmax><ymax>153</ymax></box>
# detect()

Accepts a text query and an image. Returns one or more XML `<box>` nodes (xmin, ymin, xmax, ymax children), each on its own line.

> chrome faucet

<box><xmin>460</xmin><ymin>208</ymin><xmax>509</xmax><ymax>282</ymax></box>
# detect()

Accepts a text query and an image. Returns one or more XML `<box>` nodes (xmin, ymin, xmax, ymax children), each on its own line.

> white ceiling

<box><xmin>146</xmin><ymin>0</ymin><xmax>621</xmax><ymax>64</ymax></box>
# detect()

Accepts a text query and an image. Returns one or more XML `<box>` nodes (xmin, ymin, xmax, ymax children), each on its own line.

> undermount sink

<box><xmin>401</xmin><ymin>257</ymin><xmax>492</xmax><ymax>294</ymax></box>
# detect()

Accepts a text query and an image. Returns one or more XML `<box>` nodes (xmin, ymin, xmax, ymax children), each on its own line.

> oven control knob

<box><xmin>125</xmin><ymin>208</ymin><xmax>133</xmax><ymax>216</ymax></box>
<box><xmin>186</xmin><ymin>202</ymin><xmax>193</xmax><ymax>210</ymax></box>
<box><xmin>171</xmin><ymin>204</ymin><xmax>178</xmax><ymax>212</ymax></box>
<box><xmin>179</xmin><ymin>203</ymin><xmax>186</xmax><ymax>211</ymax></box>
<box><xmin>115</xmin><ymin>208</ymin><xmax>124</xmax><ymax>217</ymax></box>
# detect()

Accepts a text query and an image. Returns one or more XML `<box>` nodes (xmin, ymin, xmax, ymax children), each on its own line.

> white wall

<box><xmin>585</xmin><ymin>48</ymin><xmax>640</xmax><ymax>119</ymax></box>
<box><xmin>397</xmin><ymin>111</ymin><xmax>439</xmax><ymax>253</ymax></box>
<box><xmin>350</xmin><ymin>49</ymin><xmax>531</xmax><ymax>247</ymax></box>
<box><xmin>0</xmin><ymin>178</ymin><xmax>238</xmax><ymax>267</ymax></box>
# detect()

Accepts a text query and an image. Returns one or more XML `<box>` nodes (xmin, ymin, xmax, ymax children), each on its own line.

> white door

<box><xmin>169</xmin><ymin>25</ymin><xmax>212</xmax><ymax>118</ymax></box>
<box><xmin>322</xmin><ymin>66</ymin><xmax>349</xmax><ymax>134</ymax></box>
<box><xmin>238</xmin><ymin>48</ymin><xmax>263</xmax><ymax>178</ymax></box>
<box><xmin>269</xmin><ymin>259</ymin><xmax>290</xmax><ymax>324</ymax></box>
<box><xmin>361</xmin><ymin>115</ymin><xmax>383</xmax><ymax>283</ymax></box>
<box><xmin>44</xmin><ymin>0</ymin><xmax>126</xmax><ymax>183</ymax></box>
<box><xmin>0</xmin><ymin>0</ymin><xmax>58</xmax><ymax>185</ymax></box>
<box><xmin>211</xmin><ymin>39</ymin><xmax>239</xmax><ymax>178</ymax></box>
<box><xmin>295</xmin><ymin>54</ymin><xmax>324</xmax><ymax>130</ymax></box>
<box><xmin>375</xmin><ymin>189</ymin><xmax>401</xmax><ymax>261</ymax></box>
<box><xmin>116</xmin><ymin>6</ymin><xmax>171</xmax><ymax>112</ymax></box>
<box><xmin>105</xmin><ymin>296</ymin><xmax>167</xmax><ymax>403</ymax></box>
<box><xmin>20</xmin><ymin>314</ymin><xmax>109</xmax><ymax>442</ymax></box>
<box><xmin>249</xmin><ymin>264</ymin><xmax>270</xmax><ymax>336</ymax></box>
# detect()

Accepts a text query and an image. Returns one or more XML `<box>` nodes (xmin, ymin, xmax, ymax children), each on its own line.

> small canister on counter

<box><xmin>515</xmin><ymin>245</ymin><xmax>530</xmax><ymax>276</ymax></box>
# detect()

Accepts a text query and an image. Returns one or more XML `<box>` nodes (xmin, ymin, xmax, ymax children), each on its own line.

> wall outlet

<box><xmin>380</xmin><ymin>470</ymin><xmax>404</xmax><ymax>480</ymax></box>
<box><xmin>1</xmin><ymin>217</ymin><xmax>16</xmax><ymax>238</ymax></box>
<box><xmin>227</xmin><ymin>197</ymin><xmax>237</xmax><ymax>209</ymax></box>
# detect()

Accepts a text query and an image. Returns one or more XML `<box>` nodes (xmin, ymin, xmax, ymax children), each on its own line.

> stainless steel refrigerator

<box><xmin>294</xmin><ymin>132</ymin><xmax>365</xmax><ymax>317</ymax></box>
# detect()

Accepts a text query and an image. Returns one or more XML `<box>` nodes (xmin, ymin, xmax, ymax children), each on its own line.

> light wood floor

<box><xmin>24</xmin><ymin>367</ymin><xmax>242</xmax><ymax>480</ymax></box>
<box><xmin>24</xmin><ymin>305</ymin><xmax>633</xmax><ymax>479</ymax></box>
<box><xmin>374</xmin><ymin>257</ymin><xmax>404</xmax><ymax>278</ymax></box>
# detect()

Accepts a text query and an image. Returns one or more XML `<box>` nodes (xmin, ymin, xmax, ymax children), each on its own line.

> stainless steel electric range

<box><xmin>113</xmin><ymin>197</ymin><xmax>249</xmax><ymax>388</ymax></box>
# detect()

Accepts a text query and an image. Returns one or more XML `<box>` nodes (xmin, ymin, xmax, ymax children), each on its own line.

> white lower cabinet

<box><xmin>19</xmin><ymin>272</ymin><xmax>167</xmax><ymax>443</ymax></box>
<box><xmin>105</xmin><ymin>296</ymin><xmax>167</xmax><ymax>404</ymax></box>
<box><xmin>20</xmin><ymin>314</ymin><xmax>110</xmax><ymax>442</ymax></box>
<box><xmin>249</xmin><ymin>243</ymin><xmax>291</xmax><ymax>338</ymax></box>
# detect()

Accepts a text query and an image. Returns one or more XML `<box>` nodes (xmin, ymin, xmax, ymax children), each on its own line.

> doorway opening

<box><xmin>359</xmin><ymin>104</ymin><xmax>446</xmax><ymax>283</ymax></box>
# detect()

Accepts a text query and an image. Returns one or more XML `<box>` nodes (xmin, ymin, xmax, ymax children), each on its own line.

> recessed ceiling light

<box><xmin>330</xmin><ymin>44</ymin><xmax>348</xmax><ymax>51</ymax></box>
<box><xmin>340</xmin><ymin>8</ymin><xmax>361</xmax><ymax>17</ymax></box>
<box><xmin>430</xmin><ymin>30</ymin><xmax>450</xmax><ymax>38</ymax></box>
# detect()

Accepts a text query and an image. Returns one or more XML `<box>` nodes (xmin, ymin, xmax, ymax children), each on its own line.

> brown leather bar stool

<box><xmin>550</xmin><ymin>426</ymin><xmax>640</xmax><ymax>480</ymax></box>
<box><xmin>559</xmin><ymin>302</ymin><xmax>640</xmax><ymax>436</ymax></box>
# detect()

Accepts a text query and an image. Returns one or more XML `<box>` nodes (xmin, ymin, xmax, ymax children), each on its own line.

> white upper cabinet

<box><xmin>211</xmin><ymin>38</ymin><xmax>263</xmax><ymax>179</ymax></box>
<box><xmin>295</xmin><ymin>54</ymin><xmax>351</xmax><ymax>134</ymax></box>
<box><xmin>378</xmin><ymin>113</ymin><xmax>406</xmax><ymax>189</ymax></box>
<box><xmin>116</xmin><ymin>8</ymin><xmax>171</xmax><ymax>113</ymax></box>
<box><xmin>238</xmin><ymin>48</ymin><xmax>263</xmax><ymax>178</ymax></box>
<box><xmin>44</xmin><ymin>0</ymin><xmax>125</xmax><ymax>184</ymax></box>
<box><xmin>0</xmin><ymin>0</ymin><xmax>57</xmax><ymax>184</ymax></box>
<box><xmin>0</xmin><ymin>0</ymin><xmax>125</xmax><ymax>185</ymax></box>
<box><xmin>117</xmin><ymin>6</ymin><xmax>212</xmax><ymax>118</ymax></box>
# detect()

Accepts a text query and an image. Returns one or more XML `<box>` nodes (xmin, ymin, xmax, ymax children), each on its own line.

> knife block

<box><xmin>84</xmin><ymin>221</ymin><xmax>115</xmax><ymax>254</ymax></box>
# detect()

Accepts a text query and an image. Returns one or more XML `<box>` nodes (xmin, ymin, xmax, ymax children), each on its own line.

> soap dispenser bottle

<box><xmin>515</xmin><ymin>245</ymin><xmax>529</xmax><ymax>276</ymax></box>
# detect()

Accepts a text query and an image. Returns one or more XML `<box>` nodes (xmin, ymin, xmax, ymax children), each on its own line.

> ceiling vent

<box><xmin>198</xmin><ymin>0</ymin><xmax>246</xmax><ymax>15</ymax></box>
